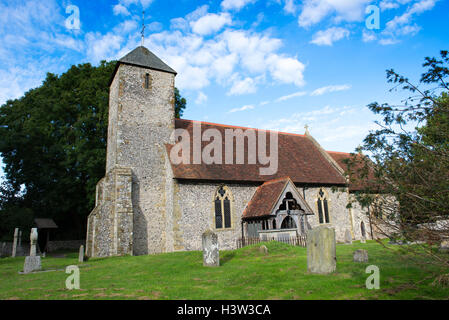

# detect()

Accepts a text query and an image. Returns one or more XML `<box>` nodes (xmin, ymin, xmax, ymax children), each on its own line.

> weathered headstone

<box><xmin>440</xmin><ymin>240</ymin><xmax>449</xmax><ymax>253</ymax></box>
<box><xmin>30</xmin><ymin>228</ymin><xmax>38</xmax><ymax>256</ymax></box>
<box><xmin>12</xmin><ymin>228</ymin><xmax>19</xmax><ymax>257</ymax></box>
<box><xmin>361</xmin><ymin>235</ymin><xmax>366</xmax><ymax>244</ymax></box>
<box><xmin>23</xmin><ymin>256</ymin><xmax>42</xmax><ymax>273</ymax></box>
<box><xmin>307</xmin><ymin>226</ymin><xmax>336</xmax><ymax>274</ymax></box>
<box><xmin>259</xmin><ymin>245</ymin><xmax>268</xmax><ymax>255</ymax></box>
<box><xmin>344</xmin><ymin>229</ymin><xmax>352</xmax><ymax>245</ymax></box>
<box><xmin>202</xmin><ymin>230</ymin><xmax>219</xmax><ymax>267</ymax></box>
<box><xmin>353</xmin><ymin>249</ymin><xmax>369</xmax><ymax>262</ymax></box>
<box><xmin>79</xmin><ymin>245</ymin><xmax>85</xmax><ymax>262</ymax></box>
<box><xmin>23</xmin><ymin>228</ymin><xmax>41</xmax><ymax>273</ymax></box>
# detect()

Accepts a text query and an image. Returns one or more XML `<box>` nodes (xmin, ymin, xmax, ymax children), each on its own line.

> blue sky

<box><xmin>0</xmin><ymin>0</ymin><xmax>447</xmax><ymax>180</ymax></box>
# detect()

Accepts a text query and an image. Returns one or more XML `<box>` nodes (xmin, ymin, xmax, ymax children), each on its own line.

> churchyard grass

<box><xmin>0</xmin><ymin>240</ymin><xmax>448</xmax><ymax>300</ymax></box>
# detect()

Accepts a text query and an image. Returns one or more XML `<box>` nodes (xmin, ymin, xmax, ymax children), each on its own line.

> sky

<box><xmin>0</xmin><ymin>0</ymin><xmax>447</xmax><ymax>181</ymax></box>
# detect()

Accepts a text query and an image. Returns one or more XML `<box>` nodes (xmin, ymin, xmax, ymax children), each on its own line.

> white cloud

<box><xmin>221</xmin><ymin>0</ymin><xmax>257</xmax><ymax>11</ymax></box>
<box><xmin>190</xmin><ymin>12</ymin><xmax>232</xmax><ymax>35</ymax></box>
<box><xmin>284</xmin><ymin>0</ymin><xmax>298</xmax><ymax>14</ymax></box>
<box><xmin>310</xmin><ymin>84</ymin><xmax>351</xmax><ymax>96</ymax></box>
<box><xmin>0</xmin><ymin>1</ymin><xmax>308</xmax><ymax>104</ymax></box>
<box><xmin>275</xmin><ymin>91</ymin><xmax>307</xmax><ymax>102</ymax></box>
<box><xmin>362</xmin><ymin>30</ymin><xmax>377</xmax><ymax>42</ymax></box>
<box><xmin>379</xmin><ymin>38</ymin><xmax>399</xmax><ymax>45</ymax></box>
<box><xmin>116</xmin><ymin>0</ymin><xmax>154</xmax><ymax>9</ymax></box>
<box><xmin>379</xmin><ymin>1</ymin><xmax>400</xmax><ymax>10</ymax></box>
<box><xmin>228</xmin><ymin>77</ymin><xmax>258</xmax><ymax>95</ymax></box>
<box><xmin>229</xmin><ymin>104</ymin><xmax>255</xmax><ymax>112</ymax></box>
<box><xmin>310</xmin><ymin>27</ymin><xmax>350</xmax><ymax>46</ymax></box>
<box><xmin>170</xmin><ymin>17</ymin><xmax>189</xmax><ymax>30</ymax></box>
<box><xmin>385</xmin><ymin>0</ymin><xmax>437</xmax><ymax>33</ymax></box>
<box><xmin>267</xmin><ymin>54</ymin><xmax>306</xmax><ymax>86</ymax></box>
<box><xmin>113</xmin><ymin>4</ymin><xmax>130</xmax><ymax>16</ymax></box>
<box><xmin>298</xmin><ymin>0</ymin><xmax>372</xmax><ymax>27</ymax></box>
<box><xmin>85</xmin><ymin>32</ymin><xmax>124</xmax><ymax>63</ymax></box>
<box><xmin>195</xmin><ymin>91</ymin><xmax>208</xmax><ymax>104</ymax></box>
<box><xmin>260</xmin><ymin>105</ymin><xmax>375</xmax><ymax>151</ymax></box>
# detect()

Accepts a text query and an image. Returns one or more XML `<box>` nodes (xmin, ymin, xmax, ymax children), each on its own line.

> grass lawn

<box><xmin>0</xmin><ymin>240</ymin><xmax>448</xmax><ymax>300</ymax></box>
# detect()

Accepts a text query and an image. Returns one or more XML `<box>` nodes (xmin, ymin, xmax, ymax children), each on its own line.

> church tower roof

<box><xmin>118</xmin><ymin>46</ymin><xmax>177</xmax><ymax>75</ymax></box>
<box><xmin>109</xmin><ymin>46</ymin><xmax>176</xmax><ymax>85</ymax></box>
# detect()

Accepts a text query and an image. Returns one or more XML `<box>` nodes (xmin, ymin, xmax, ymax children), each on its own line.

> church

<box><xmin>85</xmin><ymin>46</ymin><xmax>373</xmax><ymax>257</ymax></box>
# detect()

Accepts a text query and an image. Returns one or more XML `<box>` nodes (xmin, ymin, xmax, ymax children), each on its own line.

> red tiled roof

<box><xmin>327</xmin><ymin>151</ymin><xmax>376</xmax><ymax>192</ymax></box>
<box><xmin>166</xmin><ymin>119</ymin><xmax>347</xmax><ymax>185</ymax></box>
<box><xmin>242</xmin><ymin>177</ymin><xmax>289</xmax><ymax>218</ymax></box>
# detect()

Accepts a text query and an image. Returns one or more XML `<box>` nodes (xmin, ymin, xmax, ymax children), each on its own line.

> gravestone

<box><xmin>344</xmin><ymin>229</ymin><xmax>352</xmax><ymax>245</ymax></box>
<box><xmin>79</xmin><ymin>245</ymin><xmax>85</xmax><ymax>262</ymax></box>
<box><xmin>12</xmin><ymin>228</ymin><xmax>19</xmax><ymax>257</ymax></box>
<box><xmin>17</xmin><ymin>230</ymin><xmax>23</xmax><ymax>255</ymax></box>
<box><xmin>440</xmin><ymin>240</ymin><xmax>449</xmax><ymax>253</ymax></box>
<box><xmin>30</xmin><ymin>228</ymin><xmax>38</xmax><ymax>256</ymax></box>
<box><xmin>361</xmin><ymin>235</ymin><xmax>366</xmax><ymax>244</ymax></box>
<box><xmin>202</xmin><ymin>230</ymin><xmax>219</xmax><ymax>267</ymax></box>
<box><xmin>23</xmin><ymin>228</ymin><xmax>41</xmax><ymax>273</ymax></box>
<box><xmin>353</xmin><ymin>249</ymin><xmax>369</xmax><ymax>262</ymax></box>
<box><xmin>307</xmin><ymin>226</ymin><xmax>336</xmax><ymax>274</ymax></box>
<box><xmin>1</xmin><ymin>242</ymin><xmax>6</xmax><ymax>257</ymax></box>
<box><xmin>259</xmin><ymin>245</ymin><xmax>268</xmax><ymax>255</ymax></box>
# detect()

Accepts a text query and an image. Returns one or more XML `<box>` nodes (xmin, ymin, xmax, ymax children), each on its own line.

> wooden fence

<box><xmin>236</xmin><ymin>235</ymin><xmax>307</xmax><ymax>249</ymax></box>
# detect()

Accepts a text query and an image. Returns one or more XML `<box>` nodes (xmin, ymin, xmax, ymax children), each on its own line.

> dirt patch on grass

<box><xmin>384</xmin><ymin>283</ymin><xmax>417</xmax><ymax>295</ymax></box>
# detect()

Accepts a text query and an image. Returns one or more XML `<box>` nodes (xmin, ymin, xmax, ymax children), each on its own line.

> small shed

<box><xmin>34</xmin><ymin>218</ymin><xmax>58</xmax><ymax>253</ymax></box>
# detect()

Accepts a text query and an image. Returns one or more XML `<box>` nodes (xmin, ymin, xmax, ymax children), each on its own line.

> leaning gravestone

<box><xmin>23</xmin><ymin>228</ymin><xmax>42</xmax><ymax>274</ymax></box>
<box><xmin>353</xmin><ymin>249</ymin><xmax>369</xmax><ymax>262</ymax></box>
<box><xmin>202</xmin><ymin>230</ymin><xmax>219</xmax><ymax>267</ymax></box>
<box><xmin>79</xmin><ymin>245</ymin><xmax>84</xmax><ymax>262</ymax></box>
<box><xmin>12</xmin><ymin>228</ymin><xmax>19</xmax><ymax>257</ymax></box>
<box><xmin>344</xmin><ymin>229</ymin><xmax>352</xmax><ymax>245</ymax></box>
<box><xmin>307</xmin><ymin>226</ymin><xmax>336</xmax><ymax>274</ymax></box>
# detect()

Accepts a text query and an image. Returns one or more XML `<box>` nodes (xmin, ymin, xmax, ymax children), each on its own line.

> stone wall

<box><xmin>47</xmin><ymin>240</ymin><xmax>85</xmax><ymax>252</ymax></box>
<box><xmin>175</xmin><ymin>181</ymin><xmax>258</xmax><ymax>250</ymax></box>
<box><xmin>300</xmin><ymin>186</ymin><xmax>364</xmax><ymax>242</ymax></box>
<box><xmin>349</xmin><ymin>194</ymin><xmax>373</xmax><ymax>240</ymax></box>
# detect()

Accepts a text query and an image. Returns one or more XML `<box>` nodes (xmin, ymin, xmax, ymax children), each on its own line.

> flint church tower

<box><xmin>86</xmin><ymin>46</ymin><xmax>178</xmax><ymax>257</ymax></box>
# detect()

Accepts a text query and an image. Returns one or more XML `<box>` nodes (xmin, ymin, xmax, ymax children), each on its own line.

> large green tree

<box><xmin>0</xmin><ymin>61</ymin><xmax>187</xmax><ymax>240</ymax></box>
<box><xmin>344</xmin><ymin>51</ymin><xmax>449</xmax><ymax>272</ymax></box>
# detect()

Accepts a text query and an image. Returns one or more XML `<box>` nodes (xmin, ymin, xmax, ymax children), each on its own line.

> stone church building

<box><xmin>86</xmin><ymin>46</ymin><xmax>373</xmax><ymax>257</ymax></box>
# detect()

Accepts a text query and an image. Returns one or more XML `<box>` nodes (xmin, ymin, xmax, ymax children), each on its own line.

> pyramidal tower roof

<box><xmin>118</xmin><ymin>46</ymin><xmax>177</xmax><ymax>74</ymax></box>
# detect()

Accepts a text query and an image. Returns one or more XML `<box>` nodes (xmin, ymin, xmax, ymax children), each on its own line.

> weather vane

<box><xmin>141</xmin><ymin>10</ymin><xmax>145</xmax><ymax>46</ymax></box>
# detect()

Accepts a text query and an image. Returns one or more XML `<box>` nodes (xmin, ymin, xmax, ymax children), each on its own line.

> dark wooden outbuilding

<box><xmin>34</xmin><ymin>218</ymin><xmax>58</xmax><ymax>253</ymax></box>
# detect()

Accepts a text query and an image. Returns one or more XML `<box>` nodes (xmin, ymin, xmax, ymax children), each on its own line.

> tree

<box><xmin>0</xmin><ymin>61</ymin><xmax>187</xmax><ymax>239</ymax></box>
<box><xmin>175</xmin><ymin>87</ymin><xmax>186</xmax><ymax>118</ymax></box>
<box><xmin>344</xmin><ymin>51</ymin><xmax>449</xmax><ymax>272</ymax></box>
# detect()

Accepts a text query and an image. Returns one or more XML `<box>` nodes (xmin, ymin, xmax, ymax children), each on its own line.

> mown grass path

<box><xmin>1</xmin><ymin>241</ymin><xmax>448</xmax><ymax>300</ymax></box>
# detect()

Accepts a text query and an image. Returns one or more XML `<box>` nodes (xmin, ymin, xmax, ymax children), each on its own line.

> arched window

<box><xmin>281</xmin><ymin>216</ymin><xmax>297</xmax><ymax>229</ymax></box>
<box><xmin>317</xmin><ymin>188</ymin><xmax>330</xmax><ymax>224</ymax></box>
<box><xmin>361</xmin><ymin>221</ymin><xmax>366</xmax><ymax>238</ymax></box>
<box><xmin>214</xmin><ymin>186</ymin><xmax>233</xmax><ymax>229</ymax></box>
